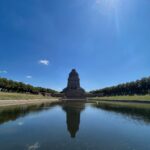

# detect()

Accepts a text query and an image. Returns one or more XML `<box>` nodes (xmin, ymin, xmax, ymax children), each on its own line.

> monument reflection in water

<box><xmin>1</xmin><ymin>103</ymin><xmax>150</xmax><ymax>150</ymax></box>
<box><xmin>61</xmin><ymin>69</ymin><xmax>86</xmax><ymax>137</ymax></box>
<box><xmin>62</xmin><ymin>103</ymin><xmax>85</xmax><ymax>138</ymax></box>
<box><xmin>0</xmin><ymin>103</ymin><xmax>86</xmax><ymax>139</ymax></box>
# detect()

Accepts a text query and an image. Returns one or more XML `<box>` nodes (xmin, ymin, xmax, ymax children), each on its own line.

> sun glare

<box><xmin>96</xmin><ymin>0</ymin><xmax>120</xmax><ymax>10</ymax></box>
<box><xmin>95</xmin><ymin>0</ymin><xmax>121</xmax><ymax>34</ymax></box>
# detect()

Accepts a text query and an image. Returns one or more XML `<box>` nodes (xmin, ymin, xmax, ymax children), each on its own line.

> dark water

<box><xmin>0</xmin><ymin>102</ymin><xmax>150</xmax><ymax>150</ymax></box>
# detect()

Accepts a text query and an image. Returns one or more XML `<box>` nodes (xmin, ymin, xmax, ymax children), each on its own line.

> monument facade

<box><xmin>62</xmin><ymin>69</ymin><xmax>86</xmax><ymax>99</ymax></box>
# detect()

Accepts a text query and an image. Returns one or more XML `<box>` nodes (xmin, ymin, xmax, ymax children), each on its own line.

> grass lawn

<box><xmin>91</xmin><ymin>95</ymin><xmax>150</xmax><ymax>101</ymax></box>
<box><xmin>93</xmin><ymin>101</ymin><xmax>150</xmax><ymax>109</ymax></box>
<box><xmin>0</xmin><ymin>92</ymin><xmax>50</xmax><ymax>100</ymax></box>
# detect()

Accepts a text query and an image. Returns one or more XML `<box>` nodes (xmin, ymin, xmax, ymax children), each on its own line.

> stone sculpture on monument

<box><xmin>62</xmin><ymin>69</ymin><xmax>86</xmax><ymax>99</ymax></box>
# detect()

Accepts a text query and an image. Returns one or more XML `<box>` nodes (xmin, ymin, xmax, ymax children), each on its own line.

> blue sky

<box><xmin>0</xmin><ymin>0</ymin><xmax>150</xmax><ymax>91</ymax></box>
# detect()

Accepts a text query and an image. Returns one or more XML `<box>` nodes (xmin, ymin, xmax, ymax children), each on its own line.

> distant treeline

<box><xmin>91</xmin><ymin>77</ymin><xmax>150</xmax><ymax>96</ymax></box>
<box><xmin>0</xmin><ymin>77</ymin><xmax>57</xmax><ymax>95</ymax></box>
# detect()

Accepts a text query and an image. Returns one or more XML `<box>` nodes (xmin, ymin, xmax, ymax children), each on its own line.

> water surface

<box><xmin>0</xmin><ymin>102</ymin><xmax>150</xmax><ymax>150</ymax></box>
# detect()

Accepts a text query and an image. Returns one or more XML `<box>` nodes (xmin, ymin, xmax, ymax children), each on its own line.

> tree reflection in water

<box><xmin>93</xmin><ymin>102</ymin><xmax>150</xmax><ymax>124</ymax></box>
<box><xmin>62</xmin><ymin>102</ymin><xmax>85</xmax><ymax>138</ymax></box>
<box><xmin>0</xmin><ymin>103</ymin><xmax>56</xmax><ymax>125</ymax></box>
<box><xmin>1</xmin><ymin>101</ymin><xmax>150</xmax><ymax>139</ymax></box>
<box><xmin>0</xmin><ymin>102</ymin><xmax>86</xmax><ymax>139</ymax></box>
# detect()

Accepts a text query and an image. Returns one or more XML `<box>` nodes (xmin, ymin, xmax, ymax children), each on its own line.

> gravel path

<box><xmin>0</xmin><ymin>99</ymin><xmax>59</xmax><ymax>108</ymax></box>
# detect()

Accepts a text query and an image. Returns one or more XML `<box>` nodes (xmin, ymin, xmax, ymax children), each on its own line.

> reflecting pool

<box><xmin>0</xmin><ymin>102</ymin><xmax>150</xmax><ymax>150</ymax></box>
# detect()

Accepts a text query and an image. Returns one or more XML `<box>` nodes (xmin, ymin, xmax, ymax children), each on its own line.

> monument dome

<box><xmin>63</xmin><ymin>69</ymin><xmax>86</xmax><ymax>99</ymax></box>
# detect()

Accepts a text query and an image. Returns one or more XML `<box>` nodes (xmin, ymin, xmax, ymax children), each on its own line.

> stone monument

<box><xmin>62</xmin><ymin>69</ymin><xmax>86</xmax><ymax>99</ymax></box>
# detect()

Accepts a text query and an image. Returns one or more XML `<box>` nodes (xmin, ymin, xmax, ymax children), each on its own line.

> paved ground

<box><xmin>0</xmin><ymin>99</ymin><xmax>59</xmax><ymax>108</ymax></box>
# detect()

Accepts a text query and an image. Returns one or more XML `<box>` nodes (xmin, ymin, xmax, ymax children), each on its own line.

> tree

<box><xmin>0</xmin><ymin>77</ymin><xmax>57</xmax><ymax>95</ymax></box>
<box><xmin>91</xmin><ymin>76</ymin><xmax>150</xmax><ymax>96</ymax></box>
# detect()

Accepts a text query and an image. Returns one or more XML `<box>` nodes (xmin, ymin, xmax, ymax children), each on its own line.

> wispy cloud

<box><xmin>18</xmin><ymin>121</ymin><xmax>24</xmax><ymax>126</ymax></box>
<box><xmin>39</xmin><ymin>59</ymin><xmax>49</xmax><ymax>65</ymax></box>
<box><xmin>26</xmin><ymin>75</ymin><xmax>32</xmax><ymax>79</ymax></box>
<box><xmin>0</xmin><ymin>70</ymin><xmax>7</xmax><ymax>74</ymax></box>
<box><xmin>28</xmin><ymin>142</ymin><xmax>40</xmax><ymax>150</ymax></box>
